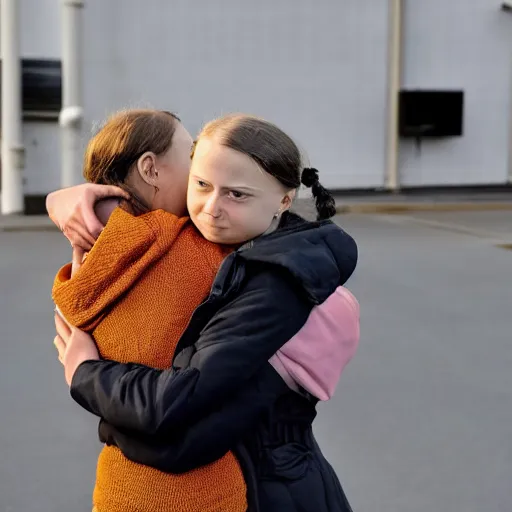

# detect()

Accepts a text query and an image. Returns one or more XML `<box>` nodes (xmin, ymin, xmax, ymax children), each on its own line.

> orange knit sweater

<box><xmin>52</xmin><ymin>207</ymin><xmax>247</xmax><ymax>512</ymax></box>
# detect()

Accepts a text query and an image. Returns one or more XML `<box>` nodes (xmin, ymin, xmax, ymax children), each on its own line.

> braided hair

<box><xmin>300</xmin><ymin>167</ymin><xmax>336</xmax><ymax>220</ymax></box>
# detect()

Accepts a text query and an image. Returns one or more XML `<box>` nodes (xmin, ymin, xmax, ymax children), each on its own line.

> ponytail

<box><xmin>300</xmin><ymin>167</ymin><xmax>336</xmax><ymax>221</ymax></box>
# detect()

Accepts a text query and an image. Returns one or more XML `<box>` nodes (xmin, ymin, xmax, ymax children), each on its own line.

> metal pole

<box><xmin>1</xmin><ymin>0</ymin><xmax>25</xmax><ymax>214</ymax></box>
<box><xmin>59</xmin><ymin>0</ymin><xmax>84</xmax><ymax>188</ymax></box>
<box><xmin>384</xmin><ymin>0</ymin><xmax>403</xmax><ymax>191</ymax></box>
<box><xmin>508</xmin><ymin>58</ymin><xmax>512</xmax><ymax>184</ymax></box>
<box><xmin>503</xmin><ymin>4</ymin><xmax>512</xmax><ymax>183</ymax></box>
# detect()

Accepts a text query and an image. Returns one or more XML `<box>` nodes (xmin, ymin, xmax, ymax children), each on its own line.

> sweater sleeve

<box><xmin>96</xmin><ymin>364</ymin><xmax>289</xmax><ymax>473</ymax></box>
<box><xmin>52</xmin><ymin>207</ymin><xmax>187</xmax><ymax>331</ymax></box>
<box><xmin>70</xmin><ymin>270</ymin><xmax>312</xmax><ymax>435</ymax></box>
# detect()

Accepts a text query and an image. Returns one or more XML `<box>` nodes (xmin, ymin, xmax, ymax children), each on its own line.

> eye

<box><xmin>228</xmin><ymin>190</ymin><xmax>247</xmax><ymax>200</ymax></box>
<box><xmin>196</xmin><ymin>180</ymin><xmax>208</xmax><ymax>188</ymax></box>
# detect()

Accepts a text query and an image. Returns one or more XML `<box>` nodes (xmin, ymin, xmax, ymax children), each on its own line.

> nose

<box><xmin>203</xmin><ymin>193</ymin><xmax>221</xmax><ymax>218</ymax></box>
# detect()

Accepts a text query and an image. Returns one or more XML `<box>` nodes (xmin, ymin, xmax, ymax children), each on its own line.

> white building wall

<box><xmin>22</xmin><ymin>122</ymin><xmax>60</xmax><ymax>195</ymax></box>
<box><xmin>82</xmin><ymin>0</ymin><xmax>389</xmax><ymax>189</ymax></box>
<box><xmin>20</xmin><ymin>0</ymin><xmax>60</xmax><ymax>59</ymax></box>
<box><xmin>399</xmin><ymin>0</ymin><xmax>512</xmax><ymax>186</ymax></box>
<box><xmin>8</xmin><ymin>1</ymin><xmax>512</xmax><ymax>197</ymax></box>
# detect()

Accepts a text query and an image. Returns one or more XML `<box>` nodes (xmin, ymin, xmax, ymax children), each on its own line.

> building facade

<box><xmin>3</xmin><ymin>0</ymin><xmax>512</xmax><ymax>202</ymax></box>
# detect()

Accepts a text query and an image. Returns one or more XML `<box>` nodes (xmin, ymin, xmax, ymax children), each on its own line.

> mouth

<box><xmin>198</xmin><ymin>220</ymin><xmax>227</xmax><ymax>230</ymax></box>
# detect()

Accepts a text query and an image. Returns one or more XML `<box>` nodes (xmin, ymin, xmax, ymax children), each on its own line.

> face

<box><xmin>187</xmin><ymin>137</ymin><xmax>294</xmax><ymax>245</ymax></box>
<box><xmin>150</xmin><ymin>122</ymin><xmax>194</xmax><ymax>216</ymax></box>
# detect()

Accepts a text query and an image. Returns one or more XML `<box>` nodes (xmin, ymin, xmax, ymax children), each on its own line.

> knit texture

<box><xmin>53</xmin><ymin>207</ymin><xmax>246</xmax><ymax>512</ymax></box>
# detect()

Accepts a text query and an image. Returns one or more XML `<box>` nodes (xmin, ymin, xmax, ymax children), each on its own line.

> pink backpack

<box><xmin>269</xmin><ymin>287</ymin><xmax>360</xmax><ymax>401</ymax></box>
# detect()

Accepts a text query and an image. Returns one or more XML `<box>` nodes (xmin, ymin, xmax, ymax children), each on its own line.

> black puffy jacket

<box><xmin>70</xmin><ymin>212</ymin><xmax>358</xmax><ymax>511</ymax></box>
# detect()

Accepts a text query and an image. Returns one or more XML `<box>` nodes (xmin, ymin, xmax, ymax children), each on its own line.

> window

<box><xmin>0</xmin><ymin>59</ymin><xmax>62</xmax><ymax>120</ymax></box>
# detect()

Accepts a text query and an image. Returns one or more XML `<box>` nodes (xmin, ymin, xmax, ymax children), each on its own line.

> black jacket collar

<box><xmin>237</xmin><ymin>213</ymin><xmax>357</xmax><ymax>304</ymax></box>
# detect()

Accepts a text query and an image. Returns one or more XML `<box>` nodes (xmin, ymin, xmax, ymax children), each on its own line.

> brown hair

<box><xmin>196</xmin><ymin>114</ymin><xmax>336</xmax><ymax>220</ymax></box>
<box><xmin>83</xmin><ymin>109</ymin><xmax>180</xmax><ymax>213</ymax></box>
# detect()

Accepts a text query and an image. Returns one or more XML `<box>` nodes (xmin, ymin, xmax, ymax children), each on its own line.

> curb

<box><xmin>0</xmin><ymin>215</ymin><xmax>58</xmax><ymax>233</ymax></box>
<box><xmin>2</xmin><ymin>201</ymin><xmax>512</xmax><ymax>230</ymax></box>
<box><xmin>0</xmin><ymin>224</ymin><xmax>59</xmax><ymax>232</ymax></box>
<box><xmin>335</xmin><ymin>201</ymin><xmax>512</xmax><ymax>214</ymax></box>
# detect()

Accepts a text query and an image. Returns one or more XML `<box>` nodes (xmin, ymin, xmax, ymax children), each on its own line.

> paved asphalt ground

<box><xmin>1</xmin><ymin>210</ymin><xmax>511</xmax><ymax>511</ymax></box>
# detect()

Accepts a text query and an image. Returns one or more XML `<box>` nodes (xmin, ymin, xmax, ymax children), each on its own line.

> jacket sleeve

<box><xmin>70</xmin><ymin>270</ymin><xmax>312</xmax><ymax>435</ymax></box>
<box><xmin>97</xmin><ymin>364</ymin><xmax>290</xmax><ymax>473</ymax></box>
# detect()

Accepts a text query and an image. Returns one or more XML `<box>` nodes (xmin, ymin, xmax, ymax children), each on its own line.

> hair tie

<box><xmin>301</xmin><ymin>167</ymin><xmax>319</xmax><ymax>188</ymax></box>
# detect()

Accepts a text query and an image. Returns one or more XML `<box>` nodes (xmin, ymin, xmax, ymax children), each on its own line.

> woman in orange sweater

<box><xmin>51</xmin><ymin>111</ymin><xmax>359</xmax><ymax>512</ymax></box>
<box><xmin>53</xmin><ymin>109</ymin><xmax>248</xmax><ymax>512</ymax></box>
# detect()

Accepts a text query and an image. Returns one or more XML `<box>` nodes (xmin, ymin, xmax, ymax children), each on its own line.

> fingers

<box><xmin>54</xmin><ymin>335</ymin><xmax>66</xmax><ymax>364</ymax></box>
<box><xmin>55</xmin><ymin>307</ymin><xmax>75</xmax><ymax>331</ymax></box>
<box><xmin>82</xmin><ymin>185</ymin><xmax>130</xmax><ymax>238</ymax></box>
<box><xmin>81</xmin><ymin>204</ymin><xmax>105</xmax><ymax>241</ymax></box>
<box><xmin>64</xmin><ymin>218</ymin><xmax>96</xmax><ymax>250</ymax></box>
<box><xmin>94</xmin><ymin>198</ymin><xmax>121</xmax><ymax>226</ymax></box>
<box><xmin>60</xmin><ymin>184</ymin><xmax>128</xmax><ymax>244</ymax></box>
<box><xmin>83</xmin><ymin>184</ymin><xmax>128</xmax><ymax>238</ymax></box>
<box><xmin>62</xmin><ymin>231</ymin><xmax>93</xmax><ymax>252</ymax></box>
<box><xmin>55</xmin><ymin>311</ymin><xmax>73</xmax><ymax>339</ymax></box>
<box><xmin>71</xmin><ymin>247</ymin><xmax>85</xmax><ymax>276</ymax></box>
<box><xmin>93</xmin><ymin>184</ymin><xmax>130</xmax><ymax>201</ymax></box>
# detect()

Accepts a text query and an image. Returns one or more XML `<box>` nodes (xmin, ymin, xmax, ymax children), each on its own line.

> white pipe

<box><xmin>1</xmin><ymin>0</ymin><xmax>25</xmax><ymax>214</ymax></box>
<box><xmin>508</xmin><ymin>60</ymin><xmax>512</xmax><ymax>184</ymax></box>
<box><xmin>384</xmin><ymin>0</ymin><xmax>403</xmax><ymax>191</ymax></box>
<box><xmin>505</xmin><ymin>6</ymin><xmax>512</xmax><ymax>183</ymax></box>
<box><xmin>59</xmin><ymin>0</ymin><xmax>84</xmax><ymax>187</ymax></box>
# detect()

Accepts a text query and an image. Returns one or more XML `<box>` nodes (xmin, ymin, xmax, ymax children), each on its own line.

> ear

<box><xmin>136</xmin><ymin>152</ymin><xmax>158</xmax><ymax>187</ymax></box>
<box><xmin>280</xmin><ymin>189</ymin><xmax>296</xmax><ymax>212</ymax></box>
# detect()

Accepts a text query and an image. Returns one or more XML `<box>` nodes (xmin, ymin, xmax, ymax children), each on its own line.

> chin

<box><xmin>200</xmin><ymin>231</ymin><xmax>232</xmax><ymax>244</ymax></box>
<box><xmin>196</xmin><ymin>227</ymin><xmax>237</xmax><ymax>245</ymax></box>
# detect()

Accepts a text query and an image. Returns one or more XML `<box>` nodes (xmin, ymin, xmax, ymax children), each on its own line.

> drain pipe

<box><xmin>502</xmin><ymin>1</ymin><xmax>512</xmax><ymax>183</ymax></box>
<box><xmin>1</xmin><ymin>0</ymin><xmax>25</xmax><ymax>214</ymax></box>
<box><xmin>384</xmin><ymin>0</ymin><xmax>404</xmax><ymax>191</ymax></box>
<box><xmin>59</xmin><ymin>0</ymin><xmax>85</xmax><ymax>187</ymax></box>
